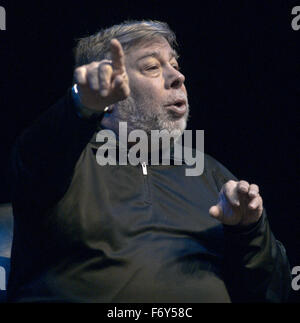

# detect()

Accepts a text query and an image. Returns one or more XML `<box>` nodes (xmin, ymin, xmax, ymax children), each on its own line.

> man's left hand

<box><xmin>209</xmin><ymin>180</ymin><xmax>263</xmax><ymax>227</ymax></box>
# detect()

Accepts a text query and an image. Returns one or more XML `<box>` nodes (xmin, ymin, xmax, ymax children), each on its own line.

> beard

<box><xmin>104</xmin><ymin>91</ymin><xmax>190</xmax><ymax>143</ymax></box>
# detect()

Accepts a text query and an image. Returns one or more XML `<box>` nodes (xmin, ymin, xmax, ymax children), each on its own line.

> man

<box><xmin>8</xmin><ymin>20</ymin><xmax>291</xmax><ymax>302</ymax></box>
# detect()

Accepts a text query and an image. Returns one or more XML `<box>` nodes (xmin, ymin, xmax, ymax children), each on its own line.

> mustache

<box><xmin>164</xmin><ymin>93</ymin><xmax>188</xmax><ymax>106</ymax></box>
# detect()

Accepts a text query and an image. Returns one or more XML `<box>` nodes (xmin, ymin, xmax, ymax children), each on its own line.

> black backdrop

<box><xmin>0</xmin><ymin>0</ymin><xmax>299</xmax><ymax>302</ymax></box>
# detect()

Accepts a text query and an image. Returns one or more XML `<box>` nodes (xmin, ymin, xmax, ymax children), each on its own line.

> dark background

<box><xmin>0</xmin><ymin>0</ymin><xmax>299</xmax><ymax>302</ymax></box>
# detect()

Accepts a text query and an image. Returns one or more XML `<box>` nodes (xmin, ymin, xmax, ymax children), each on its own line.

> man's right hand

<box><xmin>73</xmin><ymin>38</ymin><xmax>130</xmax><ymax>112</ymax></box>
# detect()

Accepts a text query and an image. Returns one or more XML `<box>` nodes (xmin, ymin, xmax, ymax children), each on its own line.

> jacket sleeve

<box><xmin>11</xmin><ymin>88</ymin><xmax>102</xmax><ymax>214</ymax></box>
<box><xmin>211</xmin><ymin>157</ymin><xmax>291</xmax><ymax>302</ymax></box>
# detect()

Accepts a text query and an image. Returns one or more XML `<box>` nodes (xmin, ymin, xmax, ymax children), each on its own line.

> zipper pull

<box><xmin>141</xmin><ymin>162</ymin><xmax>148</xmax><ymax>175</ymax></box>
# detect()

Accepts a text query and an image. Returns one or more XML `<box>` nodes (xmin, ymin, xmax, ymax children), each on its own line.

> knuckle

<box><xmin>251</xmin><ymin>184</ymin><xmax>259</xmax><ymax>191</ymax></box>
<box><xmin>75</xmin><ymin>65</ymin><xmax>85</xmax><ymax>72</ymax></box>
<box><xmin>74</xmin><ymin>67</ymin><xmax>85</xmax><ymax>80</ymax></box>
<box><xmin>227</xmin><ymin>180</ymin><xmax>236</xmax><ymax>186</ymax></box>
<box><xmin>224</xmin><ymin>181</ymin><xmax>234</xmax><ymax>192</ymax></box>
<box><xmin>89</xmin><ymin>61</ymin><xmax>99</xmax><ymax>68</ymax></box>
<box><xmin>99</xmin><ymin>63</ymin><xmax>111</xmax><ymax>72</ymax></box>
<box><xmin>238</xmin><ymin>181</ymin><xmax>249</xmax><ymax>193</ymax></box>
<box><xmin>239</xmin><ymin>180</ymin><xmax>249</xmax><ymax>186</ymax></box>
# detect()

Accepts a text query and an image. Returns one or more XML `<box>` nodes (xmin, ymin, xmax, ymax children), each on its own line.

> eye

<box><xmin>172</xmin><ymin>64</ymin><xmax>180</xmax><ymax>71</ymax></box>
<box><xmin>145</xmin><ymin>65</ymin><xmax>159</xmax><ymax>71</ymax></box>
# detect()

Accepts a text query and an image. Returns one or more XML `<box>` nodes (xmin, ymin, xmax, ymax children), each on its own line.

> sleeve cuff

<box><xmin>71</xmin><ymin>84</ymin><xmax>108</xmax><ymax>120</ymax></box>
<box><xmin>222</xmin><ymin>210</ymin><xmax>266</xmax><ymax>237</ymax></box>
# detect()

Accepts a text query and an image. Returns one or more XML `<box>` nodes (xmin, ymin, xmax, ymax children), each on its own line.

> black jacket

<box><xmin>7</xmin><ymin>89</ymin><xmax>291</xmax><ymax>302</ymax></box>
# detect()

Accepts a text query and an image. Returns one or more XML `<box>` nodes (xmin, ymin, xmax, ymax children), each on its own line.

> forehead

<box><xmin>125</xmin><ymin>36</ymin><xmax>178</xmax><ymax>63</ymax></box>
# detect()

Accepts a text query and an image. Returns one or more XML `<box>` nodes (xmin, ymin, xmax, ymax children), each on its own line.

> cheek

<box><xmin>129</xmin><ymin>74</ymin><xmax>164</xmax><ymax>103</ymax></box>
<box><xmin>182</xmin><ymin>84</ymin><xmax>188</xmax><ymax>96</ymax></box>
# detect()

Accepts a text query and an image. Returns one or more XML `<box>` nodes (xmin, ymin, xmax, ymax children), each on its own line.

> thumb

<box><xmin>209</xmin><ymin>204</ymin><xmax>223</xmax><ymax>221</ymax></box>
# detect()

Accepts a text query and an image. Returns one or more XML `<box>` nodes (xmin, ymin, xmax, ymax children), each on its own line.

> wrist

<box><xmin>72</xmin><ymin>84</ymin><xmax>108</xmax><ymax>119</ymax></box>
<box><xmin>223</xmin><ymin>211</ymin><xmax>264</xmax><ymax>235</ymax></box>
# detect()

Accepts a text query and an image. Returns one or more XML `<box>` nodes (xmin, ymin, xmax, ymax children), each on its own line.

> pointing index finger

<box><xmin>110</xmin><ymin>38</ymin><xmax>125</xmax><ymax>75</ymax></box>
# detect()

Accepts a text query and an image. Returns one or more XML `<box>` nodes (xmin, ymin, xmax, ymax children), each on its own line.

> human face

<box><xmin>105</xmin><ymin>36</ymin><xmax>189</xmax><ymax>139</ymax></box>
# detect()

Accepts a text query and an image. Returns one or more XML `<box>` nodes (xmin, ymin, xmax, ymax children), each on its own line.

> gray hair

<box><xmin>74</xmin><ymin>20</ymin><xmax>178</xmax><ymax>68</ymax></box>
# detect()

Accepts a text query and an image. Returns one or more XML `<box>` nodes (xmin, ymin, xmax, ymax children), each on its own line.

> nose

<box><xmin>165</xmin><ymin>67</ymin><xmax>185</xmax><ymax>89</ymax></box>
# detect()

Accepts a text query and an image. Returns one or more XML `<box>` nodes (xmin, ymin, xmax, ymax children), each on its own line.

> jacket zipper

<box><xmin>141</xmin><ymin>162</ymin><xmax>148</xmax><ymax>175</ymax></box>
<box><xmin>141</xmin><ymin>162</ymin><xmax>151</xmax><ymax>204</ymax></box>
